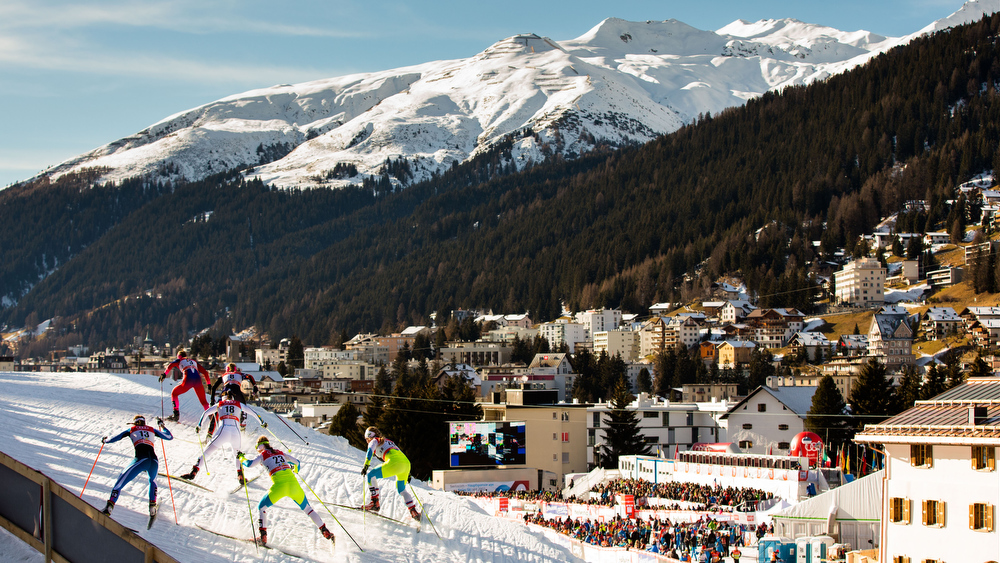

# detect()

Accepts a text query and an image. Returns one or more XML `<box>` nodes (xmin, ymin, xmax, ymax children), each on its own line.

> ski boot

<box><xmin>237</xmin><ymin>468</ymin><xmax>247</xmax><ymax>486</ymax></box>
<box><xmin>180</xmin><ymin>465</ymin><xmax>199</xmax><ymax>480</ymax></box>
<box><xmin>363</xmin><ymin>489</ymin><xmax>380</xmax><ymax>512</ymax></box>
<box><xmin>258</xmin><ymin>527</ymin><xmax>267</xmax><ymax>546</ymax></box>
<box><xmin>408</xmin><ymin>505</ymin><xmax>421</xmax><ymax>521</ymax></box>
<box><xmin>319</xmin><ymin>524</ymin><xmax>335</xmax><ymax>544</ymax></box>
<box><xmin>166</xmin><ymin>408</ymin><xmax>180</xmax><ymax>422</ymax></box>
<box><xmin>101</xmin><ymin>500</ymin><xmax>115</xmax><ymax>516</ymax></box>
<box><xmin>146</xmin><ymin>501</ymin><xmax>158</xmax><ymax>529</ymax></box>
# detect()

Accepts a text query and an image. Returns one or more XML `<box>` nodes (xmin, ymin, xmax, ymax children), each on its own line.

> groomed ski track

<box><xmin>0</xmin><ymin>370</ymin><xmax>578</xmax><ymax>562</ymax></box>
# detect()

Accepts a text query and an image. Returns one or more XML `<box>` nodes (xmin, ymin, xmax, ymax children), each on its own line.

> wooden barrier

<box><xmin>0</xmin><ymin>450</ymin><xmax>180</xmax><ymax>563</ymax></box>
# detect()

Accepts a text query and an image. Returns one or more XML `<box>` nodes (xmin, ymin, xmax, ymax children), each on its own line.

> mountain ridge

<box><xmin>31</xmin><ymin>2</ymin><xmax>999</xmax><ymax>191</ymax></box>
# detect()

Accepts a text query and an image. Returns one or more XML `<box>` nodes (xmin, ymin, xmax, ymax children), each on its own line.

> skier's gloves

<box><xmin>156</xmin><ymin>417</ymin><xmax>165</xmax><ymax>429</ymax></box>
<box><xmin>236</xmin><ymin>451</ymin><xmax>245</xmax><ymax>461</ymax></box>
<box><xmin>158</xmin><ymin>374</ymin><xmax>166</xmax><ymax>382</ymax></box>
<box><xmin>361</xmin><ymin>464</ymin><xmax>369</xmax><ymax>476</ymax></box>
<box><xmin>195</xmin><ymin>426</ymin><xmax>201</xmax><ymax>434</ymax></box>
<box><xmin>102</xmin><ymin>436</ymin><xmax>107</xmax><ymax>444</ymax></box>
<box><xmin>261</xmin><ymin>422</ymin><xmax>268</xmax><ymax>429</ymax></box>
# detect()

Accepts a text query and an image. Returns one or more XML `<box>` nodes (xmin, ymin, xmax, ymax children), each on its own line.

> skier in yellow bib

<box><xmin>239</xmin><ymin>436</ymin><xmax>334</xmax><ymax>547</ymax></box>
<box><xmin>361</xmin><ymin>426</ymin><xmax>420</xmax><ymax>520</ymax></box>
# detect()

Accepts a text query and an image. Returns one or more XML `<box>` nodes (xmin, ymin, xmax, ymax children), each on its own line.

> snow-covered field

<box><xmin>0</xmin><ymin>371</ymin><xmax>577</xmax><ymax>562</ymax></box>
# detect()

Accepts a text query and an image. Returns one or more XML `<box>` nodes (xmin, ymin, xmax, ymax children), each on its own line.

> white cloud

<box><xmin>0</xmin><ymin>0</ymin><xmax>366</xmax><ymax>38</ymax></box>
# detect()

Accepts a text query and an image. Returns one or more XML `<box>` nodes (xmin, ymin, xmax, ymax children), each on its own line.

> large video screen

<box><xmin>449</xmin><ymin>421</ymin><xmax>527</xmax><ymax>467</ymax></box>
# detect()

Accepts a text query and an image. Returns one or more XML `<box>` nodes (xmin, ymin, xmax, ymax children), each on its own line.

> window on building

<box><xmin>662</xmin><ymin>412</ymin><xmax>670</xmax><ymax>427</ymax></box>
<box><xmin>552</xmin><ymin>454</ymin><xmax>558</xmax><ymax>462</ymax></box>
<box><xmin>549</xmin><ymin>479</ymin><xmax>557</xmax><ymax>487</ymax></box>
<box><xmin>890</xmin><ymin>556</ymin><xmax>910</xmax><ymax>563</ymax></box>
<box><xmin>972</xmin><ymin>446</ymin><xmax>996</xmax><ymax>471</ymax></box>
<box><xmin>739</xmin><ymin>440</ymin><xmax>753</xmax><ymax>449</ymax></box>
<box><xmin>889</xmin><ymin>497</ymin><xmax>911</xmax><ymax>524</ymax></box>
<box><xmin>757</xmin><ymin>403</ymin><xmax>767</xmax><ymax>412</ymax></box>
<box><xmin>778</xmin><ymin>424</ymin><xmax>789</xmax><ymax>431</ymax></box>
<box><xmin>553</xmin><ymin>433</ymin><xmax>557</xmax><ymax>441</ymax></box>
<box><xmin>562</xmin><ymin>411</ymin><xmax>570</xmax><ymax>421</ymax></box>
<box><xmin>561</xmin><ymin>432</ymin><xmax>569</xmax><ymax>443</ymax></box>
<box><xmin>552</xmin><ymin>412</ymin><xmax>557</xmax><ymax>419</ymax></box>
<box><xmin>686</xmin><ymin>412</ymin><xmax>694</xmax><ymax>426</ymax></box>
<box><xmin>970</xmin><ymin>503</ymin><xmax>995</xmax><ymax>532</ymax></box>
<box><xmin>593</xmin><ymin>412</ymin><xmax>601</xmax><ymax>428</ymax></box>
<box><xmin>562</xmin><ymin>452</ymin><xmax>570</xmax><ymax>464</ymax></box>
<box><xmin>742</xmin><ymin>423</ymin><xmax>753</xmax><ymax>430</ymax></box>
<box><xmin>911</xmin><ymin>444</ymin><xmax>933</xmax><ymax>468</ymax></box>
<box><xmin>778</xmin><ymin>442</ymin><xmax>790</xmax><ymax>450</ymax></box>
<box><xmin>921</xmin><ymin>499</ymin><xmax>945</xmax><ymax>527</ymax></box>
<box><xmin>643</xmin><ymin>436</ymin><xmax>658</xmax><ymax>444</ymax></box>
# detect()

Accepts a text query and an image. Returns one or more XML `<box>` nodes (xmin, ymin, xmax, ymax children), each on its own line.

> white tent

<box><xmin>771</xmin><ymin>470</ymin><xmax>882</xmax><ymax>552</ymax></box>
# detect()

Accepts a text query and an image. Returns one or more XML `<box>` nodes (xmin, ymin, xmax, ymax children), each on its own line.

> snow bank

<box><xmin>0</xmin><ymin>371</ymin><xmax>577</xmax><ymax>562</ymax></box>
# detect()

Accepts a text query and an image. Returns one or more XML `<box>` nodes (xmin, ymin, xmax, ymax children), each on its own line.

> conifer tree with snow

<box><xmin>598</xmin><ymin>376</ymin><xmax>651</xmax><ymax>469</ymax></box>
<box><xmin>805</xmin><ymin>375</ymin><xmax>851</xmax><ymax>446</ymax></box>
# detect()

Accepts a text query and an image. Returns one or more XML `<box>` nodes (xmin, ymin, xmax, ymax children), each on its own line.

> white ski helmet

<box><xmin>132</xmin><ymin>414</ymin><xmax>146</xmax><ymax>426</ymax></box>
<box><xmin>364</xmin><ymin>426</ymin><xmax>379</xmax><ymax>442</ymax></box>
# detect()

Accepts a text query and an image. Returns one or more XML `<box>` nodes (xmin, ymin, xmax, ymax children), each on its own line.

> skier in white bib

<box><xmin>180</xmin><ymin>389</ymin><xmax>263</xmax><ymax>485</ymax></box>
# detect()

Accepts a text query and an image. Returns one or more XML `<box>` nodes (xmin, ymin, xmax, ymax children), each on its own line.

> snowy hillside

<box><xmin>0</xmin><ymin>371</ymin><xmax>575</xmax><ymax>562</ymax></box>
<box><xmin>34</xmin><ymin>1</ymin><xmax>999</xmax><ymax>190</ymax></box>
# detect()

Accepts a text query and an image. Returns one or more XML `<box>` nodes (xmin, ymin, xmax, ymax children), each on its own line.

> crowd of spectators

<box><xmin>587</xmin><ymin>478</ymin><xmax>774</xmax><ymax>511</ymax></box>
<box><xmin>453</xmin><ymin>488</ymin><xmax>562</xmax><ymax>502</ymax></box>
<box><xmin>524</xmin><ymin>512</ymin><xmax>762</xmax><ymax>561</ymax></box>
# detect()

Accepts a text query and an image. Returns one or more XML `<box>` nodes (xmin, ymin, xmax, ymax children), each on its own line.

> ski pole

<box><xmin>80</xmin><ymin>442</ymin><xmax>105</xmax><ymax>498</ymax></box>
<box><xmin>271</xmin><ymin>410</ymin><xmax>309</xmax><ymax>445</ymax></box>
<box><xmin>297</xmin><ymin>472</ymin><xmax>363</xmax><ymax>552</ymax></box>
<box><xmin>197</xmin><ymin>429</ymin><xmax>211</xmax><ymax>476</ymax></box>
<box><xmin>160</xmin><ymin>379</ymin><xmax>165</xmax><ymax>419</ymax></box>
<box><xmin>408</xmin><ymin>483</ymin><xmax>442</xmax><ymax>542</ymax></box>
<box><xmin>262</xmin><ymin>422</ymin><xmax>295</xmax><ymax>453</ymax></box>
<box><xmin>160</xmin><ymin>438</ymin><xmax>178</xmax><ymax>524</ymax></box>
<box><xmin>241</xmin><ymin>458</ymin><xmax>259</xmax><ymax>553</ymax></box>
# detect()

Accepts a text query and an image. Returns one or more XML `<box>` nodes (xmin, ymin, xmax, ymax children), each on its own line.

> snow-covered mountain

<box><xmin>0</xmin><ymin>370</ymin><xmax>575</xmax><ymax>562</ymax></box>
<box><xmin>36</xmin><ymin>1</ymin><xmax>1000</xmax><ymax>190</ymax></box>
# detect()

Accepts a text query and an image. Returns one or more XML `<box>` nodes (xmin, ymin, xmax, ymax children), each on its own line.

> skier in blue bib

<box><xmin>100</xmin><ymin>414</ymin><xmax>173</xmax><ymax>519</ymax></box>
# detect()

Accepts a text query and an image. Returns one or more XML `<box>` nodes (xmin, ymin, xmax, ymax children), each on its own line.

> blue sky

<box><xmin>0</xmin><ymin>0</ymin><xmax>974</xmax><ymax>187</ymax></box>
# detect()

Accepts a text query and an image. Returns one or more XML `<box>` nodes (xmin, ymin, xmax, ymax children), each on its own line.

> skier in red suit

<box><xmin>160</xmin><ymin>349</ymin><xmax>210</xmax><ymax>422</ymax></box>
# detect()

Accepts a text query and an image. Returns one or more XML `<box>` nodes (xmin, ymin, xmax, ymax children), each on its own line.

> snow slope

<box><xmin>33</xmin><ymin>1</ymin><xmax>1000</xmax><ymax>190</ymax></box>
<box><xmin>0</xmin><ymin>371</ymin><xmax>576</xmax><ymax>562</ymax></box>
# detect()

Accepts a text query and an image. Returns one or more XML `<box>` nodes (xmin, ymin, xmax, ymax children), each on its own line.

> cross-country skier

<box><xmin>180</xmin><ymin>389</ymin><xmax>263</xmax><ymax>485</ymax></box>
<box><xmin>210</xmin><ymin>363</ymin><xmax>259</xmax><ymax>431</ymax></box>
<box><xmin>238</xmin><ymin>436</ymin><xmax>335</xmax><ymax>547</ymax></box>
<box><xmin>210</xmin><ymin>363</ymin><xmax>259</xmax><ymax>404</ymax></box>
<box><xmin>100</xmin><ymin>414</ymin><xmax>173</xmax><ymax>523</ymax></box>
<box><xmin>160</xmin><ymin>349</ymin><xmax>210</xmax><ymax>422</ymax></box>
<box><xmin>361</xmin><ymin>426</ymin><xmax>420</xmax><ymax>520</ymax></box>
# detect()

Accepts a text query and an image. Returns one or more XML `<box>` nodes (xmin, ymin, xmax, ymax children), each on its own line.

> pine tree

<box><xmin>895</xmin><ymin>364</ymin><xmax>922</xmax><ymax>411</ymax></box>
<box><xmin>919</xmin><ymin>364</ymin><xmax>947</xmax><ymax>400</ymax></box>
<box><xmin>805</xmin><ymin>375</ymin><xmax>851</xmax><ymax>446</ymax></box>
<box><xmin>851</xmin><ymin>358</ymin><xmax>896</xmax><ymax>428</ymax></box>
<box><xmin>969</xmin><ymin>356</ymin><xmax>992</xmax><ymax>379</ymax></box>
<box><xmin>288</xmin><ymin>336</ymin><xmax>304</xmax><ymax>369</ymax></box>
<box><xmin>636</xmin><ymin>368</ymin><xmax>653</xmax><ymax>394</ymax></box>
<box><xmin>598</xmin><ymin>377</ymin><xmax>651</xmax><ymax>469</ymax></box>
<box><xmin>328</xmin><ymin>401</ymin><xmax>366</xmax><ymax>449</ymax></box>
<box><xmin>653</xmin><ymin>348</ymin><xmax>676</xmax><ymax>397</ymax></box>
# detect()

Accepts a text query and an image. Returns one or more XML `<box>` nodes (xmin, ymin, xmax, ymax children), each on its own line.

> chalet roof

<box><xmin>529</xmin><ymin>353</ymin><xmax>568</xmax><ymax>368</ymax></box>
<box><xmin>855</xmin><ymin>378</ymin><xmax>1000</xmax><ymax>445</ymax></box>
<box><xmin>721</xmin><ymin>385</ymin><xmax>817</xmax><ymax>419</ymax></box>
<box><xmin>871</xmin><ymin>312</ymin><xmax>914</xmax><ymax>339</ymax></box>
<box><xmin>838</xmin><ymin>334</ymin><xmax>868</xmax><ymax>348</ymax></box>
<box><xmin>789</xmin><ymin>332</ymin><xmax>830</xmax><ymax>346</ymax></box>
<box><xmin>924</xmin><ymin>307</ymin><xmax>961</xmax><ymax>322</ymax></box>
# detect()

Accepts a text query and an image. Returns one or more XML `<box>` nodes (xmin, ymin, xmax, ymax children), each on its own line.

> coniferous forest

<box><xmin>4</xmin><ymin>15</ymin><xmax>1000</xmax><ymax>351</ymax></box>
